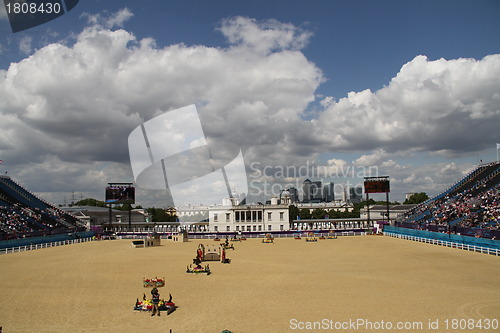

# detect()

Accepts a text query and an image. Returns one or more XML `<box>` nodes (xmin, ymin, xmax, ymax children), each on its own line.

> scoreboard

<box><xmin>364</xmin><ymin>179</ymin><xmax>390</xmax><ymax>193</ymax></box>
<box><xmin>105</xmin><ymin>183</ymin><xmax>135</xmax><ymax>204</ymax></box>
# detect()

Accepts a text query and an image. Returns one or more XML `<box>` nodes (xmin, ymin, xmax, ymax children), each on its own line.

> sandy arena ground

<box><xmin>0</xmin><ymin>236</ymin><xmax>499</xmax><ymax>333</ymax></box>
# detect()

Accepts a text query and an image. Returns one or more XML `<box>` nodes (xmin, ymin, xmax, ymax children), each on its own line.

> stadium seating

<box><xmin>0</xmin><ymin>176</ymin><xmax>86</xmax><ymax>240</ymax></box>
<box><xmin>396</xmin><ymin>162</ymin><xmax>500</xmax><ymax>239</ymax></box>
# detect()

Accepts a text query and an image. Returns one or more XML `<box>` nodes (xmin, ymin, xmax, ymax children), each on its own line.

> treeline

<box><xmin>289</xmin><ymin>198</ymin><xmax>403</xmax><ymax>221</ymax></box>
<box><xmin>403</xmin><ymin>192</ymin><xmax>429</xmax><ymax>204</ymax></box>
<box><xmin>146</xmin><ymin>207</ymin><xmax>177</xmax><ymax>222</ymax></box>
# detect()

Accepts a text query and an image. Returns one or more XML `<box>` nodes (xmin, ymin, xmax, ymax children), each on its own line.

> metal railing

<box><xmin>115</xmin><ymin>231</ymin><xmax>368</xmax><ymax>240</ymax></box>
<box><xmin>187</xmin><ymin>231</ymin><xmax>367</xmax><ymax>239</ymax></box>
<box><xmin>0</xmin><ymin>236</ymin><xmax>93</xmax><ymax>255</ymax></box>
<box><xmin>384</xmin><ymin>232</ymin><xmax>500</xmax><ymax>256</ymax></box>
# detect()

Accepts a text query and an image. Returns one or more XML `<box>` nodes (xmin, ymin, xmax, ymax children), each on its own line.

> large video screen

<box><xmin>364</xmin><ymin>180</ymin><xmax>390</xmax><ymax>193</ymax></box>
<box><xmin>105</xmin><ymin>185</ymin><xmax>135</xmax><ymax>204</ymax></box>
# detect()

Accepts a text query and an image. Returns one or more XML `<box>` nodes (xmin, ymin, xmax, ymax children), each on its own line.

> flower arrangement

<box><xmin>133</xmin><ymin>298</ymin><xmax>176</xmax><ymax>312</ymax></box>
<box><xmin>143</xmin><ymin>276</ymin><xmax>165</xmax><ymax>288</ymax></box>
<box><xmin>186</xmin><ymin>264</ymin><xmax>211</xmax><ymax>275</ymax></box>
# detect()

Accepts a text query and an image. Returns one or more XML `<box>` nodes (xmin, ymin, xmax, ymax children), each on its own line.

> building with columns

<box><xmin>209</xmin><ymin>203</ymin><xmax>290</xmax><ymax>233</ymax></box>
<box><xmin>208</xmin><ymin>195</ymin><xmax>291</xmax><ymax>233</ymax></box>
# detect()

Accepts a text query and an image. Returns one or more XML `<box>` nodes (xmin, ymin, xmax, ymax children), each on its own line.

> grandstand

<box><xmin>0</xmin><ymin>175</ymin><xmax>86</xmax><ymax>241</ymax></box>
<box><xmin>396</xmin><ymin>161</ymin><xmax>500</xmax><ymax>239</ymax></box>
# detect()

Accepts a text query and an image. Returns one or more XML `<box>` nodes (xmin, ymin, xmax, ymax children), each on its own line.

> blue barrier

<box><xmin>384</xmin><ymin>226</ymin><xmax>500</xmax><ymax>250</ymax></box>
<box><xmin>0</xmin><ymin>231</ymin><xmax>95</xmax><ymax>249</ymax></box>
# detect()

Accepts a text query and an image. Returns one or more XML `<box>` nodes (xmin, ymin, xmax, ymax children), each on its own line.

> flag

<box><xmin>497</xmin><ymin>143</ymin><xmax>500</xmax><ymax>150</ymax></box>
<box><xmin>0</xmin><ymin>160</ymin><xmax>3</xmax><ymax>164</ymax></box>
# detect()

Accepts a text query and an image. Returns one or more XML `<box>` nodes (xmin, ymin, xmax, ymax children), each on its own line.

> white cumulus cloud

<box><xmin>316</xmin><ymin>55</ymin><xmax>500</xmax><ymax>154</ymax></box>
<box><xmin>218</xmin><ymin>16</ymin><xmax>313</xmax><ymax>55</ymax></box>
<box><xmin>0</xmin><ymin>12</ymin><xmax>323</xmax><ymax>206</ymax></box>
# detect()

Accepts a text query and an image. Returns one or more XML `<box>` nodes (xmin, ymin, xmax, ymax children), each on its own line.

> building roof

<box><xmin>363</xmin><ymin>204</ymin><xmax>416</xmax><ymax>212</ymax></box>
<box><xmin>61</xmin><ymin>206</ymin><xmax>145</xmax><ymax>213</ymax></box>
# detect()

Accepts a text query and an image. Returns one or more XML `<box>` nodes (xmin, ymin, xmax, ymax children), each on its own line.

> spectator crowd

<box><xmin>398</xmin><ymin>164</ymin><xmax>499</xmax><ymax>236</ymax></box>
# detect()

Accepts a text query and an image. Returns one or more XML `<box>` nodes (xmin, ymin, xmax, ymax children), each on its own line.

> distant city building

<box><xmin>349</xmin><ymin>185</ymin><xmax>363</xmax><ymax>204</ymax></box>
<box><xmin>311</xmin><ymin>181</ymin><xmax>323</xmax><ymax>201</ymax></box>
<box><xmin>302</xmin><ymin>179</ymin><xmax>323</xmax><ymax>202</ymax></box>
<box><xmin>341</xmin><ymin>186</ymin><xmax>348</xmax><ymax>202</ymax></box>
<box><xmin>287</xmin><ymin>187</ymin><xmax>299</xmax><ymax>203</ymax></box>
<box><xmin>302</xmin><ymin>178</ymin><xmax>312</xmax><ymax>202</ymax></box>
<box><xmin>323</xmin><ymin>182</ymin><xmax>335</xmax><ymax>202</ymax></box>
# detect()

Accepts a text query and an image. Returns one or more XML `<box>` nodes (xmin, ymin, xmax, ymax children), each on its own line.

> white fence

<box><xmin>384</xmin><ymin>232</ymin><xmax>500</xmax><ymax>256</ymax></box>
<box><xmin>0</xmin><ymin>237</ymin><xmax>94</xmax><ymax>255</ymax></box>
<box><xmin>187</xmin><ymin>231</ymin><xmax>367</xmax><ymax>240</ymax></box>
<box><xmin>115</xmin><ymin>231</ymin><xmax>367</xmax><ymax>240</ymax></box>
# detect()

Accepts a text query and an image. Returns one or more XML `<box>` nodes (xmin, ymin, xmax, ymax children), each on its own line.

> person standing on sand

<box><xmin>151</xmin><ymin>287</ymin><xmax>160</xmax><ymax>316</ymax></box>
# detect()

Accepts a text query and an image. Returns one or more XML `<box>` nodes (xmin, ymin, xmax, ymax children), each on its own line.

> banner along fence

<box><xmin>384</xmin><ymin>226</ymin><xmax>500</xmax><ymax>256</ymax></box>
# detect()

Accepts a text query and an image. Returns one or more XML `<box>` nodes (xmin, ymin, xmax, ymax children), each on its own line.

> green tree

<box><xmin>72</xmin><ymin>198</ymin><xmax>107</xmax><ymax>207</ymax></box>
<box><xmin>289</xmin><ymin>205</ymin><xmax>300</xmax><ymax>222</ymax></box>
<box><xmin>299</xmin><ymin>208</ymin><xmax>312</xmax><ymax>220</ymax></box>
<box><xmin>114</xmin><ymin>203</ymin><xmax>132</xmax><ymax>211</ymax></box>
<box><xmin>403</xmin><ymin>192</ymin><xmax>429</xmax><ymax>204</ymax></box>
<box><xmin>312</xmin><ymin>208</ymin><xmax>328</xmax><ymax>219</ymax></box>
<box><xmin>340</xmin><ymin>210</ymin><xmax>360</xmax><ymax>218</ymax></box>
<box><xmin>146</xmin><ymin>208</ymin><xmax>177</xmax><ymax>222</ymax></box>
<box><xmin>327</xmin><ymin>209</ymin><xmax>341</xmax><ymax>219</ymax></box>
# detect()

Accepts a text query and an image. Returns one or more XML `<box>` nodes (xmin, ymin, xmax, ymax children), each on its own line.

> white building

<box><xmin>359</xmin><ymin>204</ymin><xmax>416</xmax><ymax>220</ymax></box>
<box><xmin>200</xmin><ymin>192</ymin><xmax>356</xmax><ymax>233</ymax></box>
<box><xmin>209</xmin><ymin>203</ymin><xmax>290</xmax><ymax>233</ymax></box>
<box><xmin>176</xmin><ymin>205</ymin><xmax>210</xmax><ymax>222</ymax></box>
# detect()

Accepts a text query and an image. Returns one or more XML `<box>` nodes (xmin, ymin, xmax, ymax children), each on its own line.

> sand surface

<box><xmin>0</xmin><ymin>236</ymin><xmax>499</xmax><ymax>333</ymax></box>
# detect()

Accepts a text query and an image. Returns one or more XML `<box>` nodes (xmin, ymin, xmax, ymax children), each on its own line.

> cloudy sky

<box><xmin>0</xmin><ymin>0</ymin><xmax>499</xmax><ymax>207</ymax></box>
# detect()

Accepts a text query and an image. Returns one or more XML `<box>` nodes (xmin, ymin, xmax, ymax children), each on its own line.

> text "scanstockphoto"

<box><xmin>290</xmin><ymin>318</ymin><xmax>426</xmax><ymax>331</ymax></box>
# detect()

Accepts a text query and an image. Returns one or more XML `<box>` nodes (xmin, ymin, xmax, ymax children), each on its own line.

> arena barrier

<box><xmin>384</xmin><ymin>231</ymin><xmax>500</xmax><ymax>256</ymax></box>
<box><xmin>385</xmin><ymin>226</ymin><xmax>500</xmax><ymax>249</ymax></box>
<box><xmin>0</xmin><ymin>231</ymin><xmax>95</xmax><ymax>249</ymax></box>
<box><xmin>186</xmin><ymin>231</ymin><xmax>367</xmax><ymax>240</ymax></box>
<box><xmin>113</xmin><ymin>230</ymin><xmax>367</xmax><ymax>240</ymax></box>
<box><xmin>0</xmin><ymin>236</ymin><xmax>94</xmax><ymax>255</ymax></box>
